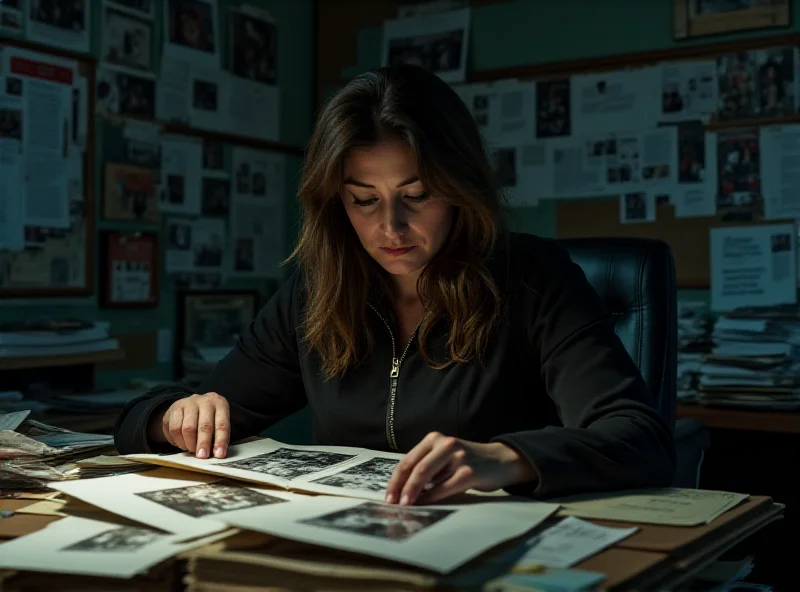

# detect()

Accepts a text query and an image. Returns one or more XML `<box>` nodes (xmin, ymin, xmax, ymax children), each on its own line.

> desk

<box><xmin>677</xmin><ymin>403</ymin><xmax>800</xmax><ymax>434</ymax></box>
<box><xmin>0</xmin><ymin>493</ymin><xmax>784</xmax><ymax>591</ymax></box>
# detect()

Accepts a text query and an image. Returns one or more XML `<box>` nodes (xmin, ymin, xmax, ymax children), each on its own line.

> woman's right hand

<box><xmin>149</xmin><ymin>392</ymin><xmax>231</xmax><ymax>459</ymax></box>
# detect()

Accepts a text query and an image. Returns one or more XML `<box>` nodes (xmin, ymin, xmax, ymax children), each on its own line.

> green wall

<box><xmin>0</xmin><ymin>0</ymin><xmax>314</xmax><ymax>443</ymax></box>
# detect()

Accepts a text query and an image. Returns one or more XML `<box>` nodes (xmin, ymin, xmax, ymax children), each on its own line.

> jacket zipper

<box><xmin>368</xmin><ymin>303</ymin><xmax>420</xmax><ymax>451</ymax></box>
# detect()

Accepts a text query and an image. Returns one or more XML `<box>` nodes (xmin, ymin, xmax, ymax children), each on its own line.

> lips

<box><xmin>381</xmin><ymin>246</ymin><xmax>415</xmax><ymax>255</ymax></box>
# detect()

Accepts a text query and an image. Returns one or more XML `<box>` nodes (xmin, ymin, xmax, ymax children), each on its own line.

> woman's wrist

<box><xmin>492</xmin><ymin>442</ymin><xmax>539</xmax><ymax>487</ymax></box>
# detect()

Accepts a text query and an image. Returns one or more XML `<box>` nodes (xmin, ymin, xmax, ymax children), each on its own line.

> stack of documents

<box><xmin>676</xmin><ymin>300</ymin><xmax>713</xmax><ymax>400</ymax></box>
<box><xmin>0</xmin><ymin>320</ymin><xmax>118</xmax><ymax>358</ymax></box>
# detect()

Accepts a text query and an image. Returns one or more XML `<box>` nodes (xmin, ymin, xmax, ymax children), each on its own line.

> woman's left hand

<box><xmin>384</xmin><ymin>432</ymin><xmax>538</xmax><ymax>506</ymax></box>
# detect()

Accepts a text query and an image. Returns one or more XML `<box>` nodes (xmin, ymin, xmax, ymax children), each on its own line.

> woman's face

<box><xmin>341</xmin><ymin>140</ymin><xmax>454</xmax><ymax>284</ymax></box>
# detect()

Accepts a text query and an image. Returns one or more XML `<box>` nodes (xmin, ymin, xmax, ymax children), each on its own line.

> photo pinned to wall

<box><xmin>717</xmin><ymin>127</ymin><xmax>762</xmax><ymax>222</ymax></box>
<box><xmin>176</xmin><ymin>290</ymin><xmax>259</xmax><ymax>370</ymax></box>
<box><xmin>673</xmin><ymin>0</ymin><xmax>790</xmax><ymax>40</ymax></box>
<box><xmin>659</xmin><ymin>59</ymin><xmax>717</xmax><ymax>123</ymax></box>
<box><xmin>753</xmin><ymin>46</ymin><xmax>795</xmax><ymax>117</ymax></box>
<box><xmin>121</xmin><ymin>120</ymin><xmax>161</xmax><ymax>169</ymax></box>
<box><xmin>381</xmin><ymin>7</ymin><xmax>470</xmax><ymax>83</ymax></box>
<box><xmin>0</xmin><ymin>0</ymin><xmax>23</xmax><ymax>34</ymax></box>
<box><xmin>229</xmin><ymin>5</ymin><xmax>277</xmax><ymax>85</ymax></box>
<box><xmin>103</xmin><ymin>162</ymin><xmax>159</xmax><ymax>222</ymax></box>
<box><xmin>102</xmin><ymin>6</ymin><xmax>154</xmax><ymax>72</ymax></box>
<box><xmin>96</xmin><ymin>65</ymin><xmax>156</xmax><ymax>120</ymax></box>
<box><xmin>99</xmin><ymin>230</ymin><xmax>159</xmax><ymax>308</ymax></box>
<box><xmin>164</xmin><ymin>0</ymin><xmax>219</xmax><ymax>68</ymax></box>
<box><xmin>200</xmin><ymin>177</ymin><xmax>231</xmax><ymax>217</ymax></box>
<box><xmin>160</xmin><ymin>135</ymin><xmax>203</xmax><ymax>215</ymax></box>
<box><xmin>202</xmin><ymin>140</ymin><xmax>224</xmax><ymax>171</ymax></box>
<box><xmin>717</xmin><ymin>51</ymin><xmax>757</xmax><ymax>120</ymax></box>
<box><xmin>188</xmin><ymin>67</ymin><xmax>229</xmax><ymax>131</ymax></box>
<box><xmin>191</xmin><ymin>217</ymin><xmax>225</xmax><ymax>271</ymax></box>
<box><xmin>106</xmin><ymin>0</ymin><xmax>155</xmax><ymax>20</ymax></box>
<box><xmin>620</xmin><ymin>189</ymin><xmax>656</xmax><ymax>224</ymax></box>
<box><xmin>536</xmin><ymin>78</ymin><xmax>571</xmax><ymax>139</ymax></box>
<box><xmin>26</xmin><ymin>0</ymin><xmax>90</xmax><ymax>53</ymax></box>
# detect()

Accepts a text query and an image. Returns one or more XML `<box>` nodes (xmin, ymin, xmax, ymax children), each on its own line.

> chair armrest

<box><xmin>673</xmin><ymin>417</ymin><xmax>710</xmax><ymax>489</ymax></box>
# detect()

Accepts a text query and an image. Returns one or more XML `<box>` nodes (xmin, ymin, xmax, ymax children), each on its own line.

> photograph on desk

<box><xmin>99</xmin><ymin>231</ymin><xmax>159</xmax><ymax>308</ymax></box>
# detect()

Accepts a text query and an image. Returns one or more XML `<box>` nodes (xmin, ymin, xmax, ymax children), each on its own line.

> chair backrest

<box><xmin>558</xmin><ymin>237</ymin><xmax>677</xmax><ymax>428</ymax></box>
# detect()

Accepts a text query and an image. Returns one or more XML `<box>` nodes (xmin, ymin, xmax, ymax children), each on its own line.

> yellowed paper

<box><xmin>554</xmin><ymin>488</ymin><xmax>749</xmax><ymax>526</ymax></box>
<box><xmin>14</xmin><ymin>500</ymin><xmax>68</xmax><ymax>517</ymax></box>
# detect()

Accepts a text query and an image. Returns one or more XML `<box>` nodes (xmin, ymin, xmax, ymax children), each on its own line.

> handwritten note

<box><xmin>516</xmin><ymin>516</ymin><xmax>637</xmax><ymax>569</ymax></box>
<box><xmin>555</xmin><ymin>488</ymin><xmax>749</xmax><ymax>526</ymax></box>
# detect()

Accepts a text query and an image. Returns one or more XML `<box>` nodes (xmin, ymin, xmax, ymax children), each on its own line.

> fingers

<box><xmin>181</xmin><ymin>403</ymin><xmax>200</xmax><ymax>453</ymax></box>
<box><xmin>389</xmin><ymin>433</ymin><xmax>462</xmax><ymax>506</ymax></box>
<box><xmin>194</xmin><ymin>402</ymin><xmax>215</xmax><ymax>459</ymax></box>
<box><xmin>212</xmin><ymin>397</ymin><xmax>231</xmax><ymax>458</ymax></box>
<box><xmin>167</xmin><ymin>406</ymin><xmax>186</xmax><ymax>450</ymax></box>
<box><xmin>418</xmin><ymin>464</ymin><xmax>475</xmax><ymax>504</ymax></box>
<box><xmin>385</xmin><ymin>432</ymin><xmax>437</xmax><ymax>504</ymax></box>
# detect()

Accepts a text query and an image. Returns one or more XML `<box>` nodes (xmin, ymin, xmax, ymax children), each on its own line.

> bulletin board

<box><xmin>466</xmin><ymin>33</ymin><xmax>800</xmax><ymax>289</ymax></box>
<box><xmin>0</xmin><ymin>38</ymin><xmax>96</xmax><ymax>298</ymax></box>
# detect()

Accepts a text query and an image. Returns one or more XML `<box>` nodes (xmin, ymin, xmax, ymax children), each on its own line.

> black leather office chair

<box><xmin>559</xmin><ymin>237</ymin><xmax>709</xmax><ymax>488</ymax></box>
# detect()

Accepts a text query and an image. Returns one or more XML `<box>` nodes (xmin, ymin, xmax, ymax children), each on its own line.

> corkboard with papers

<box><xmin>0</xmin><ymin>39</ymin><xmax>95</xmax><ymax>298</ymax></box>
<box><xmin>466</xmin><ymin>33</ymin><xmax>800</xmax><ymax>289</ymax></box>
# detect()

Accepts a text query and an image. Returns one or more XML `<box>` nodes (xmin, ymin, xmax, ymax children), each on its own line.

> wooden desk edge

<box><xmin>677</xmin><ymin>403</ymin><xmax>800</xmax><ymax>433</ymax></box>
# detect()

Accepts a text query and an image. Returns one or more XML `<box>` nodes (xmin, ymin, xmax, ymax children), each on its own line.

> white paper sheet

<box><xmin>760</xmin><ymin>124</ymin><xmax>800</xmax><ymax>220</ymax></box>
<box><xmin>658</xmin><ymin>60</ymin><xmax>718</xmax><ymax>123</ymax></box>
<box><xmin>156</xmin><ymin>56</ymin><xmax>191</xmax><ymax>123</ymax></box>
<box><xmin>49</xmin><ymin>466</ymin><xmax>303</xmax><ymax>539</ymax></box>
<box><xmin>570</xmin><ymin>67</ymin><xmax>659</xmax><ymax>135</ymax></box>
<box><xmin>516</xmin><ymin>516</ymin><xmax>637</xmax><ymax>569</ymax></box>
<box><xmin>227</xmin><ymin>75</ymin><xmax>280</xmax><ymax>141</ymax></box>
<box><xmin>549</xmin><ymin>135</ymin><xmax>609</xmax><ymax>198</ymax></box>
<box><xmin>0</xmin><ymin>516</ymin><xmax>228</xmax><ymax>578</ymax></box>
<box><xmin>102</xmin><ymin>5</ymin><xmax>153</xmax><ymax>72</ymax></box>
<box><xmin>160</xmin><ymin>135</ymin><xmax>203</xmax><ymax>215</ymax></box>
<box><xmin>125</xmin><ymin>439</ymin><xmax>406</xmax><ymax>501</ymax></box>
<box><xmin>162</xmin><ymin>0</ymin><xmax>220</xmax><ymax>69</ymax></box>
<box><xmin>381</xmin><ymin>7</ymin><xmax>470</xmax><ymax>84</ymax></box>
<box><xmin>188</xmin><ymin>65</ymin><xmax>230</xmax><ymax>132</ymax></box>
<box><xmin>25</xmin><ymin>0</ymin><xmax>91</xmax><ymax>54</ymax></box>
<box><xmin>710</xmin><ymin>223</ymin><xmax>798</xmax><ymax>312</ymax></box>
<box><xmin>220</xmin><ymin>495</ymin><xmax>559</xmax><ymax>573</ymax></box>
<box><xmin>190</xmin><ymin>217</ymin><xmax>226</xmax><ymax>272</ymax></box>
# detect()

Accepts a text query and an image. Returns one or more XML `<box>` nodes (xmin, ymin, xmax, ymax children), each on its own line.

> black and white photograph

<box><xmin>310</xmin><ymin>457</ymin><xmax>399</xmax><ymax>493</ymax></box>
<box><xmin>107</xmin><ymin>0</ymin><xmax>154</xmax><ymax>19</ymax></box>
<box><xmin>136</xmin><ymin>482</ymin><xmax>287</xmax><ymax>518</ymax></box>
<box><xmin>230</xmin><ymin>8</ymin><xmax>277</xmax><ymax>85</ymax></box>
<box><xmin>5</xmin><ymin>76</ymin><xmax>22</xmax><ymax>96</ymax></box>
<box><xmin>387</xmin><ymin>29</ymin><xmax>463</xmax><ymax>76</ymax></box>
<box><xmin>201</xmin><ymin>177</ymin><xmax>230</xmax><ymax>217</ymax></box>
<box><xmin>300</xmin><ymin>501</ymin><xmax>453</xmax><ymax>542</ymax></box>
<box><xmin>0</xmin><ymin>108</ymin><xmax>22</xmax><ymax>141</ymax></box>
<box><xmin>221</xmin><ymin>448</ymin><xmax>357</xmax><ymax>480</ymax></box>
<box><xmin>755</xmin><ymin>46</ymin><xmax>795</xmax><ymax>117</ymax></box>
<box><xmin>168</xmin><ymin>221</ymin><xmax>192</xmax><ymax>250</ymax></box>
<box><xmin>606</xmin><ymin>136</ymin><xmax>640</xmax><ymax>184</ymax></box>
<box><xmin>96</xmin><ymin>67</ymin><xmax>156</xmax><ymax>120</ymax></box>
<box><xmin>536</xmin><ymin>78</ymin><xmax>571</xmax><ymax>138</ymax></box>
<box><xmin>167</xmin><ymin>0</ymin><xmax>216</xmax><ymax>54</ymax></box>
<box><xmin>203</xmin><ymin>140</ymin><xmax>224</xmax><ymax>170</ymax></box>
<box><xmin>233</xmin><ymin>237</ymin><xmax>255</xmax><ymax>272</ymax></box>
<box><xmin>166</xmin><ymin>174</ymin><xmax>185</xmax><ymax>205</ymax></box>
<box><xmin>193</xmin><ymin>79</ymin><xmax>218</xmax><ymax>111</ymax></box>
<box><xmin>102</xmin><ymin>7</ymin><xmax>153</xmax><ymax>71</ymax></box>
<box><xmin>62</xmin><ymin>526</ymin><xmax>163</xmax><ymax>552</ymax></box>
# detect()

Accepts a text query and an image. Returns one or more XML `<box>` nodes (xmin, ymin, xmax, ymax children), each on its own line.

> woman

<box><xmin>115</xmin><ymin>64</ymin><xmax>675</xmax><ymax>506</ymax></box>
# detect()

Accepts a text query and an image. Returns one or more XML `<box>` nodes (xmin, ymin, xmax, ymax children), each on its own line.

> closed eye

<box><xmin>352</xmin><ymin>196</ymin><xmax>378</xmax><ymax>207</ymax></box>
<box><xmin>404</xmin><ymin>192</ymin><xmax>429</xmax><ymax>204</ymax></box>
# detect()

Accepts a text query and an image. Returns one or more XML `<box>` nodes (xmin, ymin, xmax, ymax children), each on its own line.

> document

<box><xmin>554</xmin><ymin>488</ymin><xmax>749</xmax><ymax>526</ymax></box>
<box><xmin>674</xmin><ymin>124</ymin><xmax>717</xmax><ymax>218</ymax></box>
<box><xmin>0</xmin><ymin>516</ymin><xmax>231</xmax><ymax>579</ymax></box>
<box><xmin>570</xmin><ymin>67</ymin><xmax>659</xmax><ymax>135</ymax></box>
<box><xmin>0</xmin><ymin>410</ymin><xmax>30</xmax><ymax>431</ymax></box>
<box><xmin>219</xmin><ymin>494</ymin><xmax>558</xmax><ymax>573</ymax></box>
<box><xmin>760</xmin><ymin>124</ymin><xmax>800</xmax><ymax>220</ymax></box>
<box><xmin>515</xmin><ymin>516</ymin><xmax>637</xmax><ymax>569</ymax></box>
<box><xmin>160</xmin><ymin>135</ymin><xmax>203</xmax><ymax>215</ymax></box>
<box><xmin>454</xmin><ymin>80</ymin><xmax>535</xmax><ymax>140</ymax></box>
<box><xmin>658</xmin><ymin>60</ymin><xmax>717</xmax><ymax>124</ymax></box>
<box><xmin>156</xmin><ymin>56</ymin><xmax>191</xmax><ymax>123</ymax></box>
<box><xmin>124</xmin><ymin>439</ymin><xmax>407</xmax><ymax>501</ymax></box>
<box><xmin>710</xmin><ymin>223</ymin><xmax>797</xmax><ymax>312</ymax></box>
<box><xmin>381</xmin><ymin>7</ymin><xmax>471</xmax><ymax>84</ymax></box>
<box><xmin>49</xmin><ymin>466</ymin><xmax>303</xmax><ymax>540</ymax></box>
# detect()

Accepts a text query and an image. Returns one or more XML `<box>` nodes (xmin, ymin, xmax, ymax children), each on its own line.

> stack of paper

<box><xmin>0</xmin><ymin>320</ymin><xmax>117</xmax><ymax>358</ymax></box>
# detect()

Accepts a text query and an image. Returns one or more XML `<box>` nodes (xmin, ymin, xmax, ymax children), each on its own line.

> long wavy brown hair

<box><xmin>289</xmin><ymin>64</ymin><xmax>508</xmax><ymax>380</ymax></box>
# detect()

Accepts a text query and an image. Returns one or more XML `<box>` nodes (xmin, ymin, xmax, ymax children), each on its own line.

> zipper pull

<box><xmin>390</xmin><ymin>357</ymin><xmax>400</xmax><ymax>378</ymax></box>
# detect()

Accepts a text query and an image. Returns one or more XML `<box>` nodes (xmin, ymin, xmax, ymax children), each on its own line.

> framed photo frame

<box><xmin>99</xmin><ymin>230</ymin><xmax>159</xmax><ymax>308</ymax></box>
<box><xmin>673</xmin><ymin>0</ymin><xmax>790</xmax><ymax>40</ymax></box>
<box><xmin>175</xmin><ymin>290</ymin><xmax>260</xmax><ymax>376</ymax></box>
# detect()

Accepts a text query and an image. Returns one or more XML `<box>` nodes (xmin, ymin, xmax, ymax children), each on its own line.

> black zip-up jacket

<box><xmin>114</xmin><ymin>233</ymin><xmax>676</xmax><ymax>499</ymax></box>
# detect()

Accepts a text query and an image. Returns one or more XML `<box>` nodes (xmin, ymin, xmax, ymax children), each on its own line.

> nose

<box><xmin>380</xmin><ymin>198</ymin><xmax>408</xmax><ymax>238</ymax></box>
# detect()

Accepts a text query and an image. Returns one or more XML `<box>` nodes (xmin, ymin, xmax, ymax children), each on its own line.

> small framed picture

<box><xmin>99</xmin><ymin>231</ymin><xmax>159</xmax><ymax>308</ymax></box>
<box><xmin>103</xmin><ymin>162</ymin><xmax>159</xmax><ymax>222</ymax></box>
<box><xmin>176</xmin><ymin>290</ymin><xmax>260</xmax><ymax>374</ymax></box>
<box><xmin>673</xmin><ymin>0</ymin><xmax>790</xmax><ymax>40</ymax></box>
